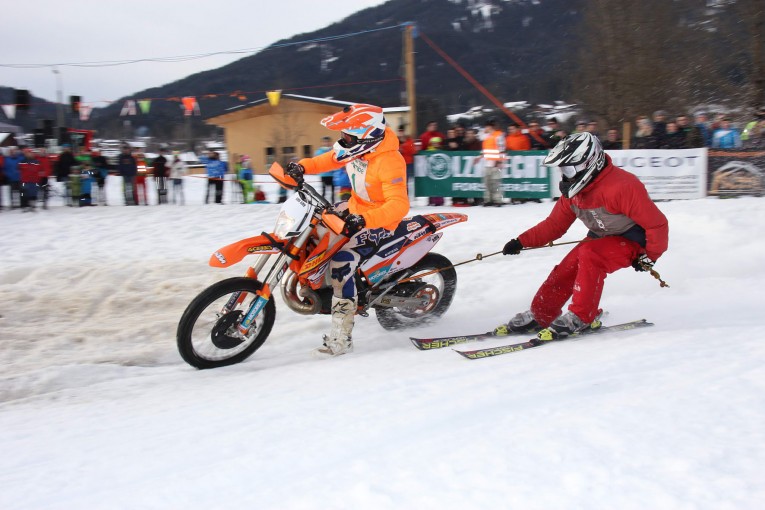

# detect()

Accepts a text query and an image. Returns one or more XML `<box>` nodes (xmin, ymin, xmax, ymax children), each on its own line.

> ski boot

<box><xmin>494</xmin><ymin>310</ymin><xmax>540</xmax><ymax>336</ymax></box>
<box><xmin>536</xmin><ymin>310</ymin><xmax>603</xmax><ymax>341</ymax></box>
<box><xmin>314</xmin><ymin>297</ymin><xmax>355</xmax><ymax>357</ymax></box>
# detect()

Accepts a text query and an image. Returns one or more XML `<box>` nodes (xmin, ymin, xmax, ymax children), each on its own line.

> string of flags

<box><xmin>0</xmin><ymin>77</ymin><xmax>403</xmax><ymax>122</ymax></box>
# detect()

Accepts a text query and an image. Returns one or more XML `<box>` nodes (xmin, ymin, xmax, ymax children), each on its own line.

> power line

<box><xmin>0</xmin><ymin>24</ymin><xmax>405</xmax><ymax>69</ymax></box>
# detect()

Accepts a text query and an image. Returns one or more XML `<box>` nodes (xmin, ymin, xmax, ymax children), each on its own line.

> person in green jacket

<box><xmin>237</xmin><ymin>155</ymin><xmax>254</xmax><ymax>203</ymax></box>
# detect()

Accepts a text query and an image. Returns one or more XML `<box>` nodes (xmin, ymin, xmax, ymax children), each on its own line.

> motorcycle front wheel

<box><xmin>374</xmin><ymin>252</ymin><xmax>457</xmax><ymax>330</ymax></box>
<box><xmin>177</xmin><ymin>277</ymin><xmax>276</xmax><ymax>369</ymax></box>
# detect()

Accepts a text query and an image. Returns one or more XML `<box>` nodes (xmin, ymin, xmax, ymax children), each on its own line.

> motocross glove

<box><xmin>632</xmin><ymin>254</ymin><xmax>655</xmax><ymax>272</ymax></box>
<box><xmin>502</xmin><ymin>238</ymin><xmax>523</xmax><ymax>255</ymax></box>
<box><xmin>342</xmin><ymin>214</ymin><xmax>366</xmax><ymax>237</ymax></box>
<box><xmin>285</xmin><ymin>162</ymin><xmax>305</xmax><ymax>184</ymax></box>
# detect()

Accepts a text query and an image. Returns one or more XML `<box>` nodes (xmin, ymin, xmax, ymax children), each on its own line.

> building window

<box><xmin>282</xmin><ymin>146</ymin><xmax>296</xmax><ymax>163</ymax></box>
<box><xmin>265</xmin><ymin>147</ymin><xmax>276</xmax><ymax>165</ymax></box>
<box><xmin>303</xmin><ymin>145</ymin><xmax>313</xmax><ymax>158</ymax></box>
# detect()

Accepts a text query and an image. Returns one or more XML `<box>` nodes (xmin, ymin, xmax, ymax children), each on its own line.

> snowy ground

<box><xmin>1</xmin><ymin>177</ymin><xmax>764</xmax><ymax>509</ymax></box>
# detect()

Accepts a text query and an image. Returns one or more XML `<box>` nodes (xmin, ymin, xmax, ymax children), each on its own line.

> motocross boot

<box><xmin>314</xmin><ymin>297</ymin><xmax>356</xmax><ymax>357</ymax></box>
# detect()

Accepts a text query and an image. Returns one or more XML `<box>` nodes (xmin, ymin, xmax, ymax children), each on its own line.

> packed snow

<box><xmin>1</xmin><ymin>177</ymin><xmax>764</xmax><ymax>509</ymax></box>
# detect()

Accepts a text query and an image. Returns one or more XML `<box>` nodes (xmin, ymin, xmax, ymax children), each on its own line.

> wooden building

<box><xmin>205</xmin><ymin>93</ymin><xmax>409</xmax><ymax>173</ymax></box>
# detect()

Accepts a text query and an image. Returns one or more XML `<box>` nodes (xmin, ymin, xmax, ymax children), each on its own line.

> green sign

<box><xmin>414</xmin><ymin>150</ymin><xmax>552</xmax><ymax>199</ymax></box>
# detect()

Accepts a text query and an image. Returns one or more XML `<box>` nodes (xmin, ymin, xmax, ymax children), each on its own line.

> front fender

<box><xmin>209</xmin><ymin>234</ymin><xmax>281</xmax><ymax>268</ymax></box>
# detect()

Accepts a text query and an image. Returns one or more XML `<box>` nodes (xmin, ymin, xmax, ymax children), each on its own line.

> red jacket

<box><xmin>19</xmin><ymin>159</ymin><xmax>42</xmax><ymax>184</ymax></box>
<box><xmin>418</xmin><ymin>130</ymin><xmax>445</xmax><ymax>153</ymax></box>
<box><xmin>518</xmin><ymin>155</ymin><xmax>668</xmax><ymax>261</ymax></box>
<box><xmin>398</xmin><ymin>136</ymin><xmax>417</xmax><ymax>164</ymax></box>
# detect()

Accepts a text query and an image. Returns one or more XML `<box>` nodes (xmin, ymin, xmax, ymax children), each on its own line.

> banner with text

<box><xmin>414</xmin><ymin>150</ymin><xmax>552</xmax><ymax>199</ymax></box>
<box><xmin>604</xmin><ymin>149</ymin><xmax>707</xmax><ymax>200</ymax></box>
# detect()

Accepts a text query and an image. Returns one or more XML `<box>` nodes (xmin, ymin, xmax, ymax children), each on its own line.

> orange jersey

<box><xmin>299</xmin><ymin>127</ymin><xmax>409</xmax><ymax>230</ymax></box>
<box><xmin>506</xmin><ymin>132</ymin><xmax>532</xmax><ymax>151</ymax></box>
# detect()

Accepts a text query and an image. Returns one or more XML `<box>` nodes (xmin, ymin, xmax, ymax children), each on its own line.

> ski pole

<box><xmin>637</xmin><ymin>259</ymin><xmax>670</xmax><ymax>288</ymax></box>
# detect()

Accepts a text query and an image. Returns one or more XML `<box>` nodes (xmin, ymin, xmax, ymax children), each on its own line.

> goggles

<box><xmin>560</xmin><ymin>162</ymin><xmax>587</xmax><ymax>179</ymax></box>
<box><xmin>338</xmin><ymin>130</ymin><xmax>385</xmax><ymax>149</ymax></box>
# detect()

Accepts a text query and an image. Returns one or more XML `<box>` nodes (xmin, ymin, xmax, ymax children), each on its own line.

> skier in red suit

<box><xmin>497</xmin><ymin>132</ymin><xmax>669</xmax><ymax>340</ymax></box>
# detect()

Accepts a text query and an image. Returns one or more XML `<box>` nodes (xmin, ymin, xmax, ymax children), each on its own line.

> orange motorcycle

<box><xmin>177</xmin><ymin>163</ymin><xmax>467</xmax><ymax>369</ymax></box>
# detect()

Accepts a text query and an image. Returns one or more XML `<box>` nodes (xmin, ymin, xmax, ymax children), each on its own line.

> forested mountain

<box><xmin>1</xmin><ymin>0</ymin><xmax>761</xmax><ymax>140</ymax></box>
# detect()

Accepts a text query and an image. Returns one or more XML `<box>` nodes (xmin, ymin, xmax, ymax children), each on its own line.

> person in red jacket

<box><xmin>397</xmin><ymin>125</ymin><xmax>417</xmax><ymax>198</ymax></box>
<box><xmin>496</xmin><ymin>132</ymin><xmax>669</xmax><ymax>340</ymax></box>
<box><xmin>418</xmin><ymin>121</ymin><xmax>444</xmax><ymax>155</ymax></box>
<box><xmin>285</xmin><ymin>104</ymin><xmax>409</xmax><ymax>357</ymax></box>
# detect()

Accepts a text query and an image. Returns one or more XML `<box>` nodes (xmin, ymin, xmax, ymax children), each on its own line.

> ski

<box><xmin>409</xmin><ymin>331</ymin><xmax>519</xmax><ymax>350</ymax></box>
<box><xmin>455</xmin><ymin>319</ymin><xmax>654</xmax><ymax>359</ymax></box>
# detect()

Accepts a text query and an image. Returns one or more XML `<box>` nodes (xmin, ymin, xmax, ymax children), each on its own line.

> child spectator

<box><xmin>238</xmin><ymin>155</ymin><xmax>254</xmax><ymax>203</ymax></box>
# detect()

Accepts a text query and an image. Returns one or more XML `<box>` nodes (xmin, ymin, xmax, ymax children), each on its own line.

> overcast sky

<box><xmin>1</xmin><ymin>0</ymin><xmax>391</xmax><ymax>105</ymax></box>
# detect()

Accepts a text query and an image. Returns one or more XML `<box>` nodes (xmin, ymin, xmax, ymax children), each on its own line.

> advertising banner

<box><xmin>414</xmin><ymin>150</ymin><xmax>552</xmax><ymax>199</ymax></box>
<box><xmin>707</xmin><ymin>150</ymin><xmax>765</xmax><ymax>197</ymax></box>
<box><xmin>605</xmin><ymin>149</ymin><xmax>707</xmax><ymax>200</ymax></box>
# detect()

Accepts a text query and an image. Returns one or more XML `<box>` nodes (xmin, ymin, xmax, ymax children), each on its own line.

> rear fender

<box><xmin>362</xmin><ymin>232</ymin><xmax>443</xmax><ymax>284</ymax></box>
<box><xmin>421</xmin><ymin>212</ymin><xmax>468</xmax><ymax>231</ymax></box>
<box><xmin>210</xmin><ymin>234</ymin><xmax>281</xmax><ymax>268</ymax></box>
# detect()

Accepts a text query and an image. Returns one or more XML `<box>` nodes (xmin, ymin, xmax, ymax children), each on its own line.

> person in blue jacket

<box><xmin>3</xmin><ymin>147</ymin><xmax>24</xmax><ymax>208</ymax></box>
<box><xmin>205</xmin><ymin>151</ymin><xmax>228</xmax><ymax>204</ymax></box>
<box><xmin>712</xmin><ymin>118</ymin><xmax>742</xmax><ymax>148</ymax></box>
<box><xmin>333</xmin><ymin>166</ymin><xmax>352</xmax><ymax>201</ymax></box>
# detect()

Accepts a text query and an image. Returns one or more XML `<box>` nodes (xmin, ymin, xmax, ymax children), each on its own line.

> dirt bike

<box><xmin>177</xmin><ymin>162</ymin><xmax>467</xmax><ymax>369</ymax></box>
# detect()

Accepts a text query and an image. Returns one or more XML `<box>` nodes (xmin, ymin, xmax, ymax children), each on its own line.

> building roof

<box><xmin>222</xmin><ymin>93</ymin><xmax>356</xmax><ymax>115</ymax></box>
<box><xmin>0</xmin><ymin>121</ymin><xmax>22</xmax><ymax>134</ymax></box>
<box><xmin>206</xmin><ymin>93</ymin><xmax>408</xmax><ymax>127</ymax></box>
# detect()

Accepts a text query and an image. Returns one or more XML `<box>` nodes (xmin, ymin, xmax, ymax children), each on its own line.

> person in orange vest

<box><xmin>481</xmin><ymin>118</ymin><xmax>506</xmax><ymax>207</ymax></box>
<box><xmin>506</xmin><ymin>123</ymin><xmax>532</xmax><ymax>151</ymax></box>
<box><xmin>285</xmin><ymin>104</ymin><xmax>409</xmax><ymax>357</ymax></box>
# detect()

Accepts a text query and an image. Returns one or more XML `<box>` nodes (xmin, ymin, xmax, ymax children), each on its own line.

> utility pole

<box><xmin>52</xmin><ymin>67</ymin><xmax>65</xmax><ymax>130</ymax></box>
<box><xmin>403</xmin><ymin>22</ymin><xmax>417</xmax><ymax>137</ymax></box>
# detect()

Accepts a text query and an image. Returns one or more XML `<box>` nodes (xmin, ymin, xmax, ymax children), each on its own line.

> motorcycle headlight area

<box><xmin>274</xmin><ymin>210</ymin><xmax>299</xmax><ymax>239</ymax></box>
<box><xmin>273</xmin><ymin>194</ymin><xmax>313</xmax><ymax>239</ymax></box>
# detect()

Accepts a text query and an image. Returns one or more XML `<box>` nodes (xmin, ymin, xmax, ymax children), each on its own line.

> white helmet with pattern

<box><xmin>543</xmin><ymin>132</ymin><xmax>606</xmax><ymax>198</ymax></box>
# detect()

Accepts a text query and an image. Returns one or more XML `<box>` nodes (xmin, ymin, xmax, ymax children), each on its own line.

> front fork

<box><xmin>232</xmin><ymin>225</ymin><xmax>317</xmax><ymax>335</ymax></box>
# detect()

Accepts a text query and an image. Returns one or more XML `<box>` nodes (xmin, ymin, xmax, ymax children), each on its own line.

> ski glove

<box><xmin>503</xmin><ymin>238</ymin><xmax>523</xmax><ymax>255</ymax></box>
<box><xmin>342</xmin><ymin>214</ymin><xmax>366</xmax><ymax>237</ymax></box>
<box><xmin>285</xmin><ymin>162</ymin><xmax>305</xmax><ymax>184</ymax></box>
<box><xmin>632</xmin><ymin>254</ymin><xmax>655</xmax><ymax>272</ymax></box>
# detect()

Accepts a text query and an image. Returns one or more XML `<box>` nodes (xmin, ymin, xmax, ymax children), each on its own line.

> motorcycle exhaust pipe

<box><xmin>280</xmin><ymin>269</ymin><xmax>322</xmax><ymax>315</ymax></box>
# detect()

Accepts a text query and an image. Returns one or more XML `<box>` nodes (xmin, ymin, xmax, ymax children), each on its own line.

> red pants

<box><xmin>530</xmin><ymin>236</ymin><xmax>642</xmax><ymax>326</ymax></box>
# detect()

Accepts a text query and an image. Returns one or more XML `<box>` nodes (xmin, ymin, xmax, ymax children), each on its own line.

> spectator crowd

<box><xmin>2</xmin><ymin>107</ymin><xmax>764</xmax><ymax>211</ymax></box>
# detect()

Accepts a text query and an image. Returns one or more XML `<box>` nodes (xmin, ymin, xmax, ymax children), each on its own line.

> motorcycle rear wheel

<box><xmin>177</xmin><ymin>277</ymin><xmax>276</xmax><ymax>369</ymax></box>
<box><xmin>375</xmin><ymin>252</ymin><xmax>457</xmax><ymax>330</ymax></box>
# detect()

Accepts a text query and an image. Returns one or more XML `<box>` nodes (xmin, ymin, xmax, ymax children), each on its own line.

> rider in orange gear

<box><xmin>289</xmin><ymin>104</ymin><xmax>409</xmax><ymax>356</ymax></box>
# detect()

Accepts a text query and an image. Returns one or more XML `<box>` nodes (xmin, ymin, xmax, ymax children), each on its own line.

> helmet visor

<box><xmin>338</xmin><ymin>131</ymin><xmax>359</xmax><ymax>149</ymax></box>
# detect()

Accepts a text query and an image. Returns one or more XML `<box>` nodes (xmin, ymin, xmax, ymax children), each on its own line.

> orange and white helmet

<box><xmin>321</xmin><ymin>104</ymin><xmax>387</xmax><ymax>162</ymax></box>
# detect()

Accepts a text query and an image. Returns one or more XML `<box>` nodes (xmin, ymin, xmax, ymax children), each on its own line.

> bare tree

<box><xmin>734</xmin><ymin>1</ymin><xmax>765</xmax><ymax>109</ymax></box>
<box><xmin>573</xmin><ymin>0</ymin><xmax>681</xmax><ymax>126</ymax></box>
